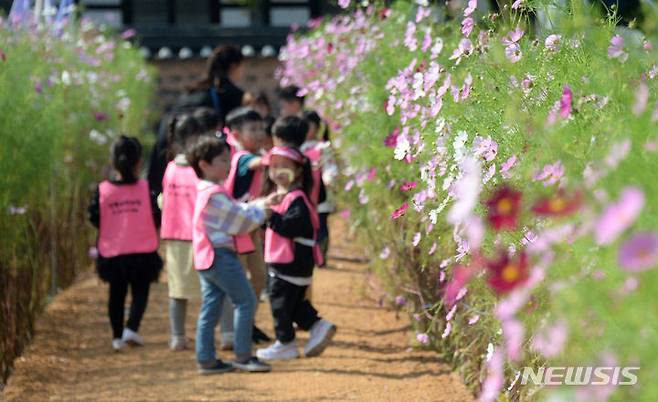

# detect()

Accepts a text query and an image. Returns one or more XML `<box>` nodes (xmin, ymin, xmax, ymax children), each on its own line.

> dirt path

<box><xmin>2</xmin><ymin>219</ymin><xmax>472</xmax><ymax>402</ymax></box>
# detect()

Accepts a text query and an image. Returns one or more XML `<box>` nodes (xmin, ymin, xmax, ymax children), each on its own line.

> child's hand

<box><xmin>264</xmin><ymin>192</ymin><xmax>285</xmax><ymax>207</ymax></box>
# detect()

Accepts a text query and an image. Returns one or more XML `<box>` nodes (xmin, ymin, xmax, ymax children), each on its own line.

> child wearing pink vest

<box><xmin>187</xmin><ymin>135</ymin><xmax>280</xmax><ymax>374</ymax></box>
<box><xmin>159</xmin><ymin>114</ymin><xmax>206</xmax><ymax>351</ymax></box>
<box><xmin>223</xmin><ymin>107</ymin><xmax>272</xmax><ymax>345</ymax></box>
<box><xmin>88</xmin><ymin>136</ymin><xmax>162</xmax><ymax>351</ymax></box>
<box><xmin>301</xmin><ymin>110</ymin><xmax>338</xmax><ymax>267</ymax></box>
<box><xmin>255</xmin><ymin>145</ymin><xmax>337</xmax><ymax>361</ymax></box>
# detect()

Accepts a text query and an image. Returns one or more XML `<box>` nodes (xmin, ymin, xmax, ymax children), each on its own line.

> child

<box><xmin>277</xmin><ymin>85</ymin><xmax>305</xmax><ymax>117</ymax></box>
<box><xmin>187</xmin><ymin>135</ymin><xmax>277</xmax><ymax>374</ymax></box>
<box><xmin>223</xmin><ymin>107</ymin><xmax>271</xmax><ymax>344</ymax></box>
<box><xmin>256</xmin><ymin>145</ymin><xmax>337</xmax><ymax>361</ymax></box>
<box><xmin>301</xmin><ymin>110</ymin><xmax>338</xmax><ymax>267</ymax></box>
<box><xmin>271</xmin><ymin>115</ymin><xmax>308</xmax><ymax>148</ymax></box>
<box><xmin>88</xmin><ymin>135</ymin><xmax>163</xmax><ymax>351</ymax></box>
<box><xmin>160</xmin><ymin>113</ymin><xmax>205</xmax><ymax>351</ymax></box>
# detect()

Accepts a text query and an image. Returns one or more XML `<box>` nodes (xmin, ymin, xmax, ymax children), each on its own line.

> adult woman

<box><xmin>148</xmin><ymin>44</ymin><xmax>250</xmax><ymax>193</ymax></box>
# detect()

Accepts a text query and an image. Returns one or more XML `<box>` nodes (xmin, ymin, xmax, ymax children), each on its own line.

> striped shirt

<box><xmin>199</xmin><ymin>180</ymin><xmax>266</xmax><ymax>249</ymax></box>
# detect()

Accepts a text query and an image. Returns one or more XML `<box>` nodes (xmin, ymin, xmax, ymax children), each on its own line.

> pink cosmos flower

<box><xmin>605</xmin><ymin>139</ymin><xmax>631</xmax><ymax>168</ymax></box>
<box><xmin>595</xmin><ymin>187</ymin><xmax>645</xmax><ymax>245</ymax></box>
<box><xmin>339</xmin><ymin>209</ymin><xmax>351</xmax><ymax>220</ymax></box>
<box><xmin>533</xmin><ymin>160</ymin><xmax>564</xmax><ymax>186</ymax></box>
<box><xmin>468</xmin><ymin>315</ymin><xmax>480</xmax><ymax>324</ymax></box>
<box><xmin>608</xmin><ymin>35</ymin><xmax>628</xmax><ymax>62</ymax></box>
<box><xmin>473</xmin><ymin>136</ymin><xmax>498</xmax><ymax>161</ymax></box>
<box><xmin>367</xmin><ymin>168</ymin><xmax>377</xmax><ymax>181</ymax></box>
<box><xmin>391</xmin><ymin>202</ymin><xmax>410</xmax><ymax>220</ymax></box>
<box><xmin>422</xmin><ymin>31</ymin><xmax>433</xmax><ymax>52</ymax></box>
<box><xmin>531</xmin><ymin>320</ymin><xmax>568</xmax><ymax>358</ymax></box>
<box><xmin>502</xmin><ymin>318</ymin><xmax>524</xmax><ymax>361</ymax></box>
<box><xmin>120</xmin><ymin>28</ymin><xmax>137</xmax><ymax>40</ymax></box>
<box><xmin>412</xmin><ymin>232</ymin><xmax>422</xmax><ymax>247</ymax></box>
<box><xmin>544</xmin><ymin>34</ymin><xmax>561</xmax><ymax>52</ymax></box>
<box><xmin>443</xmin><ymin>265</ymin><xmax>477</xmax><ymax>307</ymax></box>
<box><xmin>428</xmin><ymin>242</ymin><xmax>437</xmax><ymax>255</ymax></box>
<box><xmin>442</xmin><ymin>322</ymin><xmax>452</xmax><ymax>338</ymax></box>
<box><xmin>505</xmin><ymin>43</ymin><xmax>522</xmax><ymax>63</ymax></box>
<box><xmin>380</xmin><ymin>246</ymin><xmax>391</xmax><ymax>259</ymax></box>
<box><xmin>395</xmin><ymin>295</ymin><xmax>407</xmax><ymax>306</ymax></box>
<box><xmin>480</xmin><ymin>350</ymin><xmax>504</xmax><ymax>402</ymax></box>
<box><xmin>501</xmin><ymin>155</ymin><xmax>517</xmax><ymax>179</ymax></box>
<box><xmin>416</xmin><ymin>6</ymin><xmax>431</xmax><ymax>23</ymax></box>
<box><xmin>400</xmin><ymin>181</ymin><xmax>418</xmax><ymax>191</ymax></box>
<box><xmin>511</xmin><ymin>0</ymin><xmax>523</xmax><ymax>9</ymax></box>
<box><xmin>502</xmin><ymin>27</ymin><xmax>524</xmax><ymax>46</ymax></box>
<box><xmin>358</xmin><ymin>189</ymin><xmax>369</xmax><ymax>205</ymax></box>
<box><xmin>338</xmin><ymin>0</ymin><xmax>350</xmax><ymax>9</ymax></box>
<box><xmin>560</xmin><ymin>85</ymin><xmax>573</xmax><ymax>118</ymax></box>
<box><xmin>416</xmin><ymin>333</ymin><xmax>430</xmax><ymax>345</ymax></box>
<box><xmin>449</xmin><ymin>39</ymin><xmax>473</xmax><ymax>64</ymax></box>
<box><xmin>461</xmin><ymin>17</ymin><xmax>474</xmax><ymax>37</ymax></box>
<box><xmin>464</xmin><ymin>0</ymin><xmax>477</xmax><ymax>17</ymax></box>
<box><xmin>618</xmin><ymin>232</ymin><xmax>658</xmax><ymax>272</ymax></box>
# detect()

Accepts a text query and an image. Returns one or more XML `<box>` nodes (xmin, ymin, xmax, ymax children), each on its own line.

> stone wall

<box><xmin>150</xmin><ymin>57</ymin><xmax>280</xmax><ymax>115</ymax></box>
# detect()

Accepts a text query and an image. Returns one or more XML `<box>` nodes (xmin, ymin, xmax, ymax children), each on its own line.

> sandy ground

<box><xmin>2</xmin><ymin>219</ymin><xmax>473</xmax><ymax>402</ymax></box>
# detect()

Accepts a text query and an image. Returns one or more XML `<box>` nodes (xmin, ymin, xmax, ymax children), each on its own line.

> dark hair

<box><xmin>302</xmin><ymin>110</ymin><xmax>330</xmax><ymax>142</ymax></box>
<box><xmin>111</xmin><ymin>135</ymin><xmax>142</xmax><ymax>182</ymax></box>
<box><xmin>186</xmin><ymin>44</ymin><xmax>244</xmax><ymax>92</ymax></box>
<box><xmin>264</xmin><ymin>116</ymin><xmax>275</xmax><ymax>137</ymax></box>
<box><xmin>166</xmin><ymin>113</ymin><xmax>204</xmax><ymax>159</ymax></box>
<box><xmin>272</xmin><ymin>116</ymin><xmax>309</xmax><ymax>147</ymax></box>
<box><xmin>186</xmin><ymin>135</ymin><xmax>228</xmax><ymax>179</ymax></box>
<box><xmin>193</xmin><ymin>107</ymin><xmax>220</xmax><ymax>132</ymax></box>
<box><xmin>278</xmin><ymin>85</ymin><xmax>305</xmax><ymax>105</ymax></box>
<box><xmin>254</xmin><ymin>92</ymin><xmax>271</xmax><ymax>109</ymax></box>
<box><xmin>261</xmin><ymin>149</ymin><xmax>314</xmax><ymax>199</ymax></box>
<box><xmin>225</xmin><ymin>106</ymin><xmax>263</xmax><ymax>131</ymax></box>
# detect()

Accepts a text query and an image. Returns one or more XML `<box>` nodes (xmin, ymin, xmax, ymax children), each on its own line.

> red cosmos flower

<box><xmin>486</xmin><ymin>251</ymin><xmax>529</xmax><ymax>295</ymax></box>
<box><xmin>485</xmin><ymin>185</ymin><xmax>522</xmax><ymax>230</ymax></box>
<box><xmin>400</xmin><ymin>181</ymin><xmax>418</xmax><ymax>191</ymax></box>
<box><xmin>384</xmin><ymin>127</ymin><xmax>400</xmax><ymax>148</ymax></box>
<box><xmin>391</xmin><ymin>202</ymin><xmax>410</xmax><ymax>220</ymax></box>
<box><xmin>0</xmin><ymin>49</ymin><xmax>6</xmax><ymax>62</ymax></box>
<box><xmin>379</xmin><ymin>8</ymin><xmax>391</xmax><ymax>20</ymax></box>
<box><xmin>327</xmin><ymin>42</ymin><xmax>334</xmax><ymax>54</ymax></box>
<box><xmin>532</xmin><ymin>191</ymin><xmax>582</xmax><ymax>217</ymax></box>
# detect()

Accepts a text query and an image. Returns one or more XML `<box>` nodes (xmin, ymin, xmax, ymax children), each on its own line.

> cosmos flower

<box><xmin>618</xmin><ymin>232</ymin><xmax>658</xmax><ymax>272</ymax></box>
<box><xmin>487</xmin><ymin>251</ymin><xmax>529</xmax><ymax>295</ymax></box>
<box><xmin>594</xmin><ymin>187</ymin><xmax>645</xmax><ymax>245</ymax></box>
<box><xmin>544</xmin><ymin>34</ymin><xmax>562</xmax><ymax>52</ymax></box>
<box><xmin>485</xmin><ymin>185</ymin><xmax>522</xmax><ymax>230</ymax></box>
<box><xmin>531</xmin><ymin>190</ymin><xmax>582</xmax><ymax>217</ymax></box>
<box><xmin>391</xmin><ymin>202</ymin><xmax>410</xmax><ymax>220</ymax></box>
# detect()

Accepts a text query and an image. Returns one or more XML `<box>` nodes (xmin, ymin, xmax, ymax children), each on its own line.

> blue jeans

<box><xmin>196</xmin><ymin>248</ymin><xmax>256</xmax><ymax>364</ymax></box>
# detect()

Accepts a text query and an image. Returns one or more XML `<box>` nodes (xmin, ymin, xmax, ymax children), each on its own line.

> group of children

<box><xmin>88</xmin><ymin>86</ymin><xmax>338</xmax><ymax>374</ymax></box>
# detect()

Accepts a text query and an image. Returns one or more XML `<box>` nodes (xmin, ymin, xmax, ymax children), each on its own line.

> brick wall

<box><xmin>150</xmin><ymin>57</ymin><xmax>281</xmax><ymax>115</ymax></box>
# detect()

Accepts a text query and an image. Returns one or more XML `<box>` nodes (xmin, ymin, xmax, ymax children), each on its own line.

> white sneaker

<box><xmin>256</xmin><ymin>340</ymin><xmax>300</xmax><ymax>360</ymax></box>
<box><xmin>112</xmin><ymin>338</ymin><xmax>124</xmax><ymax>351</ymax></box>
<box><xmin>304</xmin><ymin>319</ymin><xmax>336</xmax><ymax>357</ymax></box>
<box><xmin>122</xmin><ymin>328</ymin><xmax>144</xmax><ymax>346</ymax></box>
<box><xmin>169</xmin><ymin>335</ymin><xmax>186</xmax><ymax>351</ymax></box>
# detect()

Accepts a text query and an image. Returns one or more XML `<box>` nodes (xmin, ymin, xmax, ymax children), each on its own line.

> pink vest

<box><xmin>160</xmin><ymin>161</ymin><xmax>198</xmax><ymax>241</ymax></box>
<box><xmin>227</xmin><ymin>132</ymin><xmax>239</xmax><ymax>157</ymax></box>
<box><xmin>97</xmin><ymin>180</ymin><xmax>159</xmax><ymax>258</ymax></box>
<box><xmin>264</xmin><ymin>190</ymin><xmax>323</xmax><ymax>266</ymax></box>
<box><xmin>303</xmin><ymin>146</ymin><xmax>323</xmax><ymax>206</ymax></box>
<box><xmin>192</xmin><ymin>183</ymin><xmax>255</xmax><ymax>270</ymax></box>
<box><xmin>223</xmin><ymin>150</ymin><xmax>264</xmax><ymax>201</ymax></box>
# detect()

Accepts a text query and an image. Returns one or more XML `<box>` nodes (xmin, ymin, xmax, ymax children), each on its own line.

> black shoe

<box><xmin>232</xmin><ymin>357</ymin><xmax>272</xmax><ymax>373</ymax></box>
<box><xmin>252</xmin><ymin>325</ymin><xmax>271</xmax><ymax>344</ymax></box>
<box><xmin>198</xmin><ymin>360</ymin><xmax>235</xmax><ymax>375</ymax></box>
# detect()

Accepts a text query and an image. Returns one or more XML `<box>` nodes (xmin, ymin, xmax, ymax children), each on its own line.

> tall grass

<box><xmin>0</xmin><ymin>19</ymin><xmax>155</xmax><ymax>385</ymax></box>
